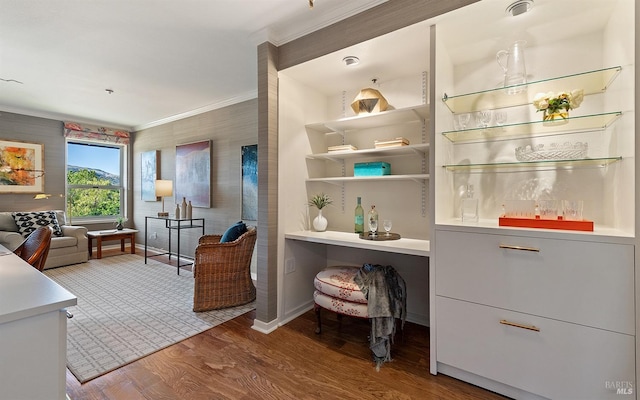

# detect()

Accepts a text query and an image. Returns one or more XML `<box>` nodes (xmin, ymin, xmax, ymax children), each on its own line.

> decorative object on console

<box><xmin>515</xmin><ymin>142</ymin><xmax>588</xmax><ymax>161</ymax></box>
<box><xmin>533</xmin><ymin>89</ymin><xmax>584</xmax><ymax>125</ymax></box>
<box><xmin>187</xmin><ymin>201</ymin><xmax>193</xmax><ymax>219</ymax></box>
<box><xmin>309</xmin><ymin>193</ymin><xmax>332</xmax><ymax>232</ymax></box>
<box><xmin>181</xmin><ymin>197</ymin><xmax>188</xmax><ymax>219</ymax></box>
<box><xmin>0</xmin><ymin>140</ymin><xmax>45</xmax><ymax>193</ymax></box>
<box><xmin>114</xmin><ymin>216</ymin><xmax>126</xmax><ymax>230</ymax></box>
<box><xmin>500</xmin><ymin>199</ymin><xmax>592</xmax><ymax>231</ymax></box>
<box><xmin>354</xmin><ymin>162</ymin><xmax>391</xmax><ymax>176</ymax></box>
<box><xmin>461</xmin><ymin>184</ymin><xmax>479</xmax><ymax>223</ymax></box>
<box><xmin>155</xmin><ymin>179</ymin><xmax>173</xmax><ymax>217</ymax></box>
<box><xmin>374</xmin><ymin>137</ymin><xmax>410</xmax><ymax>148</ymax></box>
<box><xmin>351</xmin><ymin>80</ymin><xmax>389</xmax><ymax>115</ymax></box>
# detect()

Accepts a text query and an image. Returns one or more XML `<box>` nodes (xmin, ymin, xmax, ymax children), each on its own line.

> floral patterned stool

<box><xmin>313</xmin><ymin>265</ymin><xmax>368</xmax><ymax>334</ymax></box>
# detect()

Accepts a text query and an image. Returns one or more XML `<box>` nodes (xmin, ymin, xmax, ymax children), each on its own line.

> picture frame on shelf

<box><xmin>0</xmin><ymin>139</ymin><xmax>44</xmax><ymax>193</ymax></box>
<box><xmin>175</xmin><ymin>140</ymin><xmax>211</xmax><ymax>208</ymax></box>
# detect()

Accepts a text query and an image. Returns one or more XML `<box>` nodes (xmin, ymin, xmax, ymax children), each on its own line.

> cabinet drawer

<box><xmin>435</xmin><ymin>230</ymin><xmax>634</xmax><ymax>334</ymax></box>
<box><xmin>436</xmin><ymin>296</ymin><xmax>635</xmax><ymax>400</ymax></box>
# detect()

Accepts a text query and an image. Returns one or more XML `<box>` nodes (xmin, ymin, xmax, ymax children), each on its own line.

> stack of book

<box><xmin>327</xmin><ymin>144</ymin><xmax>357</xmax><ymax>152</ymax></box>
<box><xmin>374</xmin><ymin>137</ymin><xmax>410</xmax><ymax>148</ymax></box>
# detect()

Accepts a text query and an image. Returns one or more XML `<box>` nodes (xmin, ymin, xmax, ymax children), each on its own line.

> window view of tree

<box><xmin>67</xmin><ymin>142</ymin><xmax>124</xmax><ymax>220</ymax></box>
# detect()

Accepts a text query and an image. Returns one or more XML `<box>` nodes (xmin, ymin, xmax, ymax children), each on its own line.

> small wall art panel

<box><xmin>242</xmin><ymin>144</ymin><xmax>257</xmax><ymax>220</ymax></box>
<box><xmin>175</xmin><ymin>140</ymin><xmax>211</xmax><ymax>208</ymax></box>
<box><xmin>0</xmin><ymin>139</ymin><xmax>44</xmax><ymax>193</ymax></box>
<box><xmin>141</xmin><ymin>150</ymin><xmax>159</xmax><ymax>201</ymax></box>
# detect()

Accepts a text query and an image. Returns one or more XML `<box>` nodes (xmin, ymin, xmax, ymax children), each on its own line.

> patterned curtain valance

<box><xmin>63</xmin><ymin>121</ymin><xmax>130</xmax><ymax>145</ymax></box>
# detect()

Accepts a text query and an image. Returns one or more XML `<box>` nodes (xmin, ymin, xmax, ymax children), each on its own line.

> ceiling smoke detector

<box><xmin>506</xmin><ymin>0</ymin><xmax>533</xmax><ymax>17</ymax></box>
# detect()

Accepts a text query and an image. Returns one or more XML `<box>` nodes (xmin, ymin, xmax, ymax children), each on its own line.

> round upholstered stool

<box><xmin>313</xmin><ymin>265</ymin><xmax>368</xmax><ymax>334</ymax></box>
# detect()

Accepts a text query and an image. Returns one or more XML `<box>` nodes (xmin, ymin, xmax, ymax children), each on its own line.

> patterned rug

<box><xmin>45</xmin><ymin>254</ymin><xmax>255</xmax><ymax>383</ymax></box>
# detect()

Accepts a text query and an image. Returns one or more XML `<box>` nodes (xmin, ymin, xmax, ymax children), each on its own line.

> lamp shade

<box><xmin>155</xmin><ymin>180</ymin><xmax>173</xmax><ymax>197</ymax></box>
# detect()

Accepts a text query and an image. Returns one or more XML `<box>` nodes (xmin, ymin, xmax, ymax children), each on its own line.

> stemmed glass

<box><xmin>476</xmin><ymin>110</ymin><xmax>492</xmax><ymax>128</ymax></box>
<box><xmin>495</xmin><ymin>110</ymin><xmax>507</xmax><ymax>126</ymax></box>
<box><xmin>456</xmin><ymin>113</ymin><xmax>471</xmax><ymax>130</ymax></box>
<box><xmin>369</xmin><ymin>219</ymin><xmax>378</xmax><ymax>237</ymax></box>
<box><xmin>383</xmin><ymin>220</ymin><xmax>392</xmax><ymax>236</ymax></box>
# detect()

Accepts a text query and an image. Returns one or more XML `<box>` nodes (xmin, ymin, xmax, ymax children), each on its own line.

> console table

<box><xmin>144</xmin><ymin>216</ymin><xmax>205</xmax><ymax>274</ymax></box>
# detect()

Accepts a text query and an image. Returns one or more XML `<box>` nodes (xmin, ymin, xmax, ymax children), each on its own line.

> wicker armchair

<box><xmin>193</xmin><ymin>227</ymin><xmax>257</xmax><ymax>312</ymax></box>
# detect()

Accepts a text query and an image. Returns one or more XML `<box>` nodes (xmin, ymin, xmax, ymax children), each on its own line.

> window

<box><xmin>66</xmin><ymin>140</ymin><xmax>125</xmax><ymax>221</ymax></box>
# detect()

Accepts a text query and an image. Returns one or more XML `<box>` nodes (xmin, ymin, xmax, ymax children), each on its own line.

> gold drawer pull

<box><xmin>500</xmin><ymin>319</ymin><xmax>540</xmax><ymax>332</ymax></box>
<box><xmin>499</xmin><ymin>244</ymin><xmax>540</xmax><ymax>252</ymax></box>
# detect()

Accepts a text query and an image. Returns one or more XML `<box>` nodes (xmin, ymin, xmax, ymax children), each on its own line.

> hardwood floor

<box><xmin>67</xmin><ymin>250</ymin><xmax>509</xmax><ymax>400</ymax></box>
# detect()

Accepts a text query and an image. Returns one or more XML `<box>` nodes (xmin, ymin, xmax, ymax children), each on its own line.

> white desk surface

<box><xmin>0</xmin><ymin>245</ymin><xmax>77</xmax><ymax>325</ymax></box>
<box><xmin>285</xmin><ymin>230</ymin><xmax>430</xmax><ymax>257</ymax></box>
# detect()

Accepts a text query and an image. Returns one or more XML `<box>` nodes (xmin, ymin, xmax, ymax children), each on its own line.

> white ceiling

<box><xmin>0</xmin><ymin>0</ymin><xmax>386</xmax><ymax>130</ymax></box>
<box><xmin>0</xmin><ymin>0</ymin><xmax>620</xmax><ymax>132</ymax></box>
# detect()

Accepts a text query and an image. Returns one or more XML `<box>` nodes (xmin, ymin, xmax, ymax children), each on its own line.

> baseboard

<box><xmin>252</xmin><ymin>318</ymin><xmax>279</xmax><ymax>334</ymax></box>
<box><xmin>436</xmin><ymin>363</ymin><xmax>548</xmax><ymax>400</ymax></box>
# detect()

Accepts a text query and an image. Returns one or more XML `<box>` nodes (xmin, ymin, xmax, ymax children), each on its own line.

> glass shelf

<box><xmin>442</xmin><ymin>66</ymin><xmax>622</xmax><ymax>114</ymax></box>
<box><xmin>443</xmin><ymin>157</ymin><xmax>622</xmax><ymax>171</ymax></box>
<box><xmin>442</xmin><ymin>112</ymin><xmax>622</xmax><ymax>143</ymax></box>
<box><xmin>307</xmin><ymin>174</ymin><xmax>429</xmax><ymax>183</ymax></box>
<box><xmin>307</xmin><ymin>143</ymin><xmax>429</xmax><ymax>161</ymax></box>
<box><xmin>305</xmin><ymin>104</ymin><xmax>428</xmax><ymax>133</ymax></box>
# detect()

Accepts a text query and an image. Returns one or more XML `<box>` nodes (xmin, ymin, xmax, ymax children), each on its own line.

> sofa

<box><xmin>0</xmin><ymin>210</ymin><xmax>88</xmax><ymax>269</ymax></box>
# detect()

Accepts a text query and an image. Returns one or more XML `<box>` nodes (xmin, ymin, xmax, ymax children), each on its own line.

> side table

<box><xmin>144</xmin><ymin>216</ymin><xmax>205</xmax><ymax>274</ymax></box>
<box><xmin>87</xmin><ymin>229</ymin><xmax>138</xmax><ymax>259</ymax></box>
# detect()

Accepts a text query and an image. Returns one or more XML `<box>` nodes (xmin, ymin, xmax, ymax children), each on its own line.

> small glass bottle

<box><xmin>368</xmin><ymin>205</ymin><xmax>379</xmax><ymax>233</ymax></box>
<box><xmin>461</xmin><ymin>184</ymin><xmax>479</xmax><ymax>223</ymax></box>
<box><xmin>354</xmin><ymin>197</ymin><xmax>364</xmax><ymax>234</ymax></box>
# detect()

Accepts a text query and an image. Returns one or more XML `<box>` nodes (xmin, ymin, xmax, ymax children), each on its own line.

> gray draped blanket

<box><xmin>354</xmin><ymin>263</ymin><xmax>406</xmax><ymax>370</ymax></box>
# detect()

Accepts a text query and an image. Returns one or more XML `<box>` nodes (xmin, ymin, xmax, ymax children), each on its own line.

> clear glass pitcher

<box><xmin>496</xmin><ymin>40</ymin><xmax>527</xmax><ymax>94</ymax></box>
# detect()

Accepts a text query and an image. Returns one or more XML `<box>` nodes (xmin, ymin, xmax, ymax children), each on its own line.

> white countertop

<box><xmin>285</xmin><ymin>230</ymin><xmax>430</xmax><ymax>257</ymax></box>
<box><xmin>0</xmin><ymin>245</ymin><xmax>77</xmax><ymax>325</ymax></box>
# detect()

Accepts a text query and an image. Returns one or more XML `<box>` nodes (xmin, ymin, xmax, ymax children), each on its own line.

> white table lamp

<box><xmin>155</xmin><ymin>180</ymin><xmax>173</xmax><ymax>217</ymax></box>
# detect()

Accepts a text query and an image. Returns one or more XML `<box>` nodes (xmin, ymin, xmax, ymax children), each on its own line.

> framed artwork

<box><xmin>141</xmin><ymin>150</ymin><xmax>160</xmax><ymax>201</ymax></box>
<box><xmin>0</xmin><ymin>140</ymin><xmax>44</xmax><ymax>193</ymax></box>
<box><xmin>241</xmin><ymin>144</ymin><xmax>257</xmax><ymax>221</ymax></box>
<box><xmin>175</xmin><ymin>140</ymin><xmax>211</xmax><ymax>208</ymax></box>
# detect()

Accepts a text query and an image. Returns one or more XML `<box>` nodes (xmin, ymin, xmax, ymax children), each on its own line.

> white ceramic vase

<box><xmin>313</xmin><ymin>209</ymin><xmax>328</xmax><ymax>232</ymax></box>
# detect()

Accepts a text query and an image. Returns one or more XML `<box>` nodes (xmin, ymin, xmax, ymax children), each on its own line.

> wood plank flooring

<box><xmin>66</xmin><ymin>250</ymin><xmax>509</xmax><ymax>399</ymax></box>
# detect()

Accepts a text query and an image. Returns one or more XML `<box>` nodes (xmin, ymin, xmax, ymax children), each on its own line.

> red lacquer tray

<box><xmin>499</xmin><ymin>216</ymin><xmax>594</xmax><ymax>232</ymax></box>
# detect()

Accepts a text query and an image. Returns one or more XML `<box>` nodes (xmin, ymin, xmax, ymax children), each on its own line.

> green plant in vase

<box><xmin>308</xmin><ymin>193</ymin><xmax>332</xmax><ymax>232</ymax></box>
<box><xmin>114</xmin><ymin>216</ymin><xmax>127</xmax><ymax>230</ymax></box>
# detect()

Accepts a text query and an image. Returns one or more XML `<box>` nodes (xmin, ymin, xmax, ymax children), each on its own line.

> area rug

<box><xmin>45</xmin><ymin>254</ymin><xmax>255</xmax><ymax>383</ymax></box>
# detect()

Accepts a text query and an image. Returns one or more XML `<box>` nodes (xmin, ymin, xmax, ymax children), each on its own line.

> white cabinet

<box><xmin>435</xmin><ymin>228</ymin><xmax>636</xmax><ymax>399</ymax></box>
<box><xmin>431</xmin><ymin>1</ymin><xmax>636</xmax><ymax>398</ymax></box>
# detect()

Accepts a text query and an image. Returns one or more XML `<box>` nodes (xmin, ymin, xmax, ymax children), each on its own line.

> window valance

<box><xmin>63</xmin><ymin>121</ymin><xmax>130</xmax><ymax>145</ymax></box>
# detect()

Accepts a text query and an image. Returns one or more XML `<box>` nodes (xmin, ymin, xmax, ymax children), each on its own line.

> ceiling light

<box><xmin>105</xmin><ymin>89</ymin><xmax>114</xmax><ymax>94</ymax></box>
<box><xmin>506</xmin><ymin>0</ymin><xmax>533</xmax><ymax>17</ymax></box>
<box><xmin>343</xmin><ymin>56</ymin><xmax>360</xmax><ymax>66</ymax></box>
